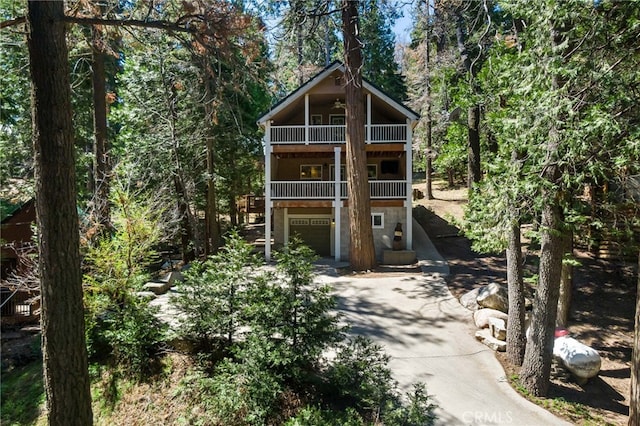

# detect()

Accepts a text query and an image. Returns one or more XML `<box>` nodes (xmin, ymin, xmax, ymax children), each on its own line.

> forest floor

<box><xmin>413</xmin><ymin>179</ymin><xmax>636</xmax><ymax>426</ymax></box>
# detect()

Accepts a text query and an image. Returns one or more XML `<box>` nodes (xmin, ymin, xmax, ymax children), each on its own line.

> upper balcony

<box><xmin>271</xmin><ymin>180</ymin><xmax>407</xmax><ymax>200</ymax></box>
<box><xmin>269</xmin><ymin>124</ymin><xmax>408</xmax><ymax>145</ymax></box>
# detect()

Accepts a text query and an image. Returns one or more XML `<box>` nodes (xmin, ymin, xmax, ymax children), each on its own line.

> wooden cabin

<box><xmin>257</xmin><ymin>62</ymin><xmax>419</xmax><ymax>261</ymax></box>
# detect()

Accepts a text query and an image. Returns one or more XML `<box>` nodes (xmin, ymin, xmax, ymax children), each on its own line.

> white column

<box><xmin>405</xmin><ymin>118</ymin><xmax>413</xmax><ymax>250</ymax></box>
<box><xmin>366</xmin><ymin>93</ymin><xmax>371</xmax><ymax>143</ymax></box>
<box><xmin>265</xmin><ymin>121</ymin><xmax>273</xmax><ymax>260</ymax></box>
<box><xmin>305</xmin><ymin>94</ymin><xmax>309</xmax><ymax>144</ymax></box>
<box><xmin>334</xmin><ymin>146</ymin><xmax>341</xmax><ymax>261</ymax></box>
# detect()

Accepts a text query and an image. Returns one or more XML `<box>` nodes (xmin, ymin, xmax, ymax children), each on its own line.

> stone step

<box><xmin>142</xmin><ymin>271</ymin><xmax>185</xmax><ymax>296</ymax></box>
<box><xmin>143</xmin><ymin>281</ymin><xmax>171</xmax><ymax>295</ymax></box>
<box><xmin>475</xmin><ymin>329</ymin><xmax>506</xmax><ymax>352</ymax></box>
<box><xmin>136</xmin><ymin>291</ymin><xmax>157</xmax><ymax>300</ymax></box>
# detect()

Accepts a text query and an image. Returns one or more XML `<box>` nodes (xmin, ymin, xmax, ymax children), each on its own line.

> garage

<box><xmin>289</xmin><ymin>217</ymin><xmax>331</xmax><ymax>257</ymax></box>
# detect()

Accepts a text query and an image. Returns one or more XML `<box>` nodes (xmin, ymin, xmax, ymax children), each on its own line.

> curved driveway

<box><xmin>316</xmin><ymin>219</ymin><xmax>569</xmax><ymax>426</ymax></box>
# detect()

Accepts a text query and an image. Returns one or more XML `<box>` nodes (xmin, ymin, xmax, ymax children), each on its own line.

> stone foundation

<box><xmin>382</xmin><ymin>250</ymin><xmax>416</xmax><ymax>265</ymax></box>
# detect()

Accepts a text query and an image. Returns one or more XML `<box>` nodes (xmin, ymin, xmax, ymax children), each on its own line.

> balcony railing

<box><xmin>269</xmin><ymin>124</ymin><xmax>407</xmax><ymax>144</ymax></box>
<box><xmin>270</xmin><ymin>180</ymin><xmax>407</xmax><ymax>199</ymax></box>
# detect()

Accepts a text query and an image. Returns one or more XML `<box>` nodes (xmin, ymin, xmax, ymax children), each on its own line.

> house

<box><xmin>1</xmin><ymin>198</ymin><xmax>36</xmax><ymax>279</ymax></box>
<box><xmin>257</xmin><ymin>62</ymin><xmax>419</xmax><ymax>262</ymax></box>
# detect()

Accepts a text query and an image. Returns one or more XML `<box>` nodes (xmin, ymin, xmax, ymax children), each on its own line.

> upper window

<box><xmin>330</xmin><ymin>115</ymin><xmax>345</xmax><ymax>125</ymax></box>
<box><xmin>367</xmin><ymin>164</ymin><xmax>378</xmax><ymax>179</ymax></box>
<box><xmin>311</xmin><ymin>114</ymin><xmax>322</xmax><ymax>125</ymax></box>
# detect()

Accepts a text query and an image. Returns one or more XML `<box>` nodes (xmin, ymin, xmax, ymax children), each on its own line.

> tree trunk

<box><xmin>424</xmin><ymin>8</ymin><xmax>433</xmax><ymax>200</ymax></box>
<box><xmin>166</xmin><ymin>78</ymin><xmax>196</xmax><ymax>263</ymax></box>
<box><xmin>506</xmin><ymin>217</ymin><xmax>526</xmax><ymax>366</ymax></box>
<box><xmin>467</xmin><ymin>104</ymin><xmax>481</xmax><ymax>190</ymax></box>
<box><xmin>91</xmin><ymin>26</ymin><xmax>111</xmax><ymax>230</ymax></box>
<box><xmin>229</xmin><ymin>191</ymin><xmax>238</xmax><ymax>227</ymax></box>
<box><xmin>520</xmin><ymin>198</ymin><xmax>563</xmax><ymax>396</ymax></box>
<box><xmin>454</xmin><ymin>11</ymin><xmax>482</xmax><ymax>192</ymax></box>
<box><xmin>520</xmin><ymin>16</ymin><xmax>568</xmax><ymax>398</ymax></box>
<box><xmin>629</xmin><ymin>252</ymin><xmax>639</xmax><ymax>426</ymax></box>
<box><xmin>174</xmin><ymin>175</ymin><xmax>195</xmax><ymax>263</ymax></box>
<box><xmin>295</xmin><ymin>0</ymin><xmax>304</xmax><ymax>86</ymax></box>
<box><xmin>205</xmin><ymin>132</ymin><xmax>219</xmax><ymax>255</ymax></box>
<box><xmin>342</xmin><ymin>0</ymin><xmax>376</xmax><ymax>271</ymax></box>
<box><xmin>27</xmin><ymin>1</ymin><xmax>93</xmax><ymax>424</ymax></box>
<box><xmin>203</xmin><ymin>73</ymin><xmax>219</xmax><ymax>255</ymax></box>
<box><xmin>556</xmin><ymin>233</ymin><xmax>573</xmax><ymax>328</ymax></box>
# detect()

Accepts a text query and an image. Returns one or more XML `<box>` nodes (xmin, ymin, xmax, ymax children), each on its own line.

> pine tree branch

<box><xmin>62</xmin><ymin>16</ymin><xmax>199</xmax><ymax>34</ymax></box>
<box><xmin>0</xmin><ymin>16</ymin><xmax>26</xmax><ymax>29</ymax></box>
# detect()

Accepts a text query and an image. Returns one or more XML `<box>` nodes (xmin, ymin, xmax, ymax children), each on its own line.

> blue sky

<box><xmin>393</xmin><ymin>4</ymin><xmax>414</xmax><ymax>44</ymax></box>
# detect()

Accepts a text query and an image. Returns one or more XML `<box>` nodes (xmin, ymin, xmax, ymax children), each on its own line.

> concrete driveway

<box><xmin>315</xmin><ymin>219</ymin><xmax>569</xmax><ymax>425</ymax></box>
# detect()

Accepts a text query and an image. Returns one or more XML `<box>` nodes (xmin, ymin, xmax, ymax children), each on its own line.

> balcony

<box><xmin>269</xmin><ymin>124</ymin><xmax>407</xmax><ymax>144</ymax></box>
<box><xmin>270</xmin><ymin>180</ymin><xmax>407</xmax><ymax>199</ymax></box>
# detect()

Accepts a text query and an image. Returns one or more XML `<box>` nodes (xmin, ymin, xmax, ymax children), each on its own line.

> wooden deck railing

<box><xmin>270</xmin><ymin>180</ymin><xmax>407</xmax><ymax>199</ymax></box>
<box><xmin>269</xmin><ymin>124</ymin><xmax>407</xmax><ymax>144</ymax></box>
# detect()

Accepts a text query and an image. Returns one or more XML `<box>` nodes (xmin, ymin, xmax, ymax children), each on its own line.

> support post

<box><xmin>305</xmin><ymin>94</ymin><xmax>309</xmax><ymax>144</ymax></box>
<box><xmin>334</xmin><ymin>146</ymin><xmax>341</xmax><ymax>261</ymax></box>
<box><xmin>366</xmin><ymin>93</ymin><xmax>371</xmax><ymax>143</ymax></box>
<box><xmin>405</xmin><ymin>118</ymin><xmax>413</xmax><ymax>250</ymax></box>
<box><xmin>265</xmin><ymin>121</ymin><xmax>272</xmax><ymax>261</ymax></box>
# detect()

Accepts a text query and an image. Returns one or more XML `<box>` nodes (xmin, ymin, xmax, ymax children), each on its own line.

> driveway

<box><xmin>316</xmin><ymin>219</ymin><xmax>569</xmax><ymax>425</ymax></box>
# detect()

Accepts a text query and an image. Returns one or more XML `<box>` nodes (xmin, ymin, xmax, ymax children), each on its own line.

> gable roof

<box><xmin>257</xmin><ymin>61</ymin><xmax>419</xmax><ymax>126</ymax></box>
<box><xmin>1</xmin><ymin>198</ymin><xmax>34</xmax><ymax>224</ymax></box>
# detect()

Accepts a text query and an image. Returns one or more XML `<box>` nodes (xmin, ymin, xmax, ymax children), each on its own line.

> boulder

<box><xmin>460</xmin><ymin>288</ymin><xmax>481</xmax><ymax>311</ymax></box>
<box><xmin>488</xmin><ymin>317</ymin><xmax>507</xmax><ymax>341</ymax></box>
<box><xmin>143</xmin><ymin>281</ymin><xmax>171</xmax><ymax>295</ymax></box>
<box><xmin>475</xmin><ymin>329</ymin><xmax>506</xmax><ymax>352</ymax></box>
<box><xmin>136</xmin><ymin>291</ymin><xmax>157</xmax><ymax>300</ymax></box>
<box><xmin>476</xmin><ymin>282</ymin><xmax>509</xmax><ymax>313</ymax></box>
<box><xmin>553</xmin><ymin>334</ymin><xmax>601</xmax><ymax>383</ymax></box>
<box><xmin>473</xmin><ymin>308</ymin><xmax>508</xmax><ymax>329</ymax></box>
<box><xmin>159</xmin><ymin>271</ymin><xmax>184</xmax><ymax>285</ymax></box>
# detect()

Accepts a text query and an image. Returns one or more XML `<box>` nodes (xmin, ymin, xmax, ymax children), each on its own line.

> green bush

<box><xmin>243</xmin><ymin>238</ymin><xmax>343</xmax><ymax>383</ymax></box>
<box><xmin>326</xmin><ymin>337</ymin><xmax>396</xmax><ymax>415</ymax></box>
<box><xmin>284</xmin><ymin>406</ymin><xmax>365</xmax><ymax>426</ymax></box>
<box><xmin>172</xmin><ymin>235</ymin><xmax>436</xmax><ymax>424</ymax></box>
<box><xmin>82</xmin><ymin>181</ymin><xmax>167</xmax><ymax>377</ymax></box>
<box><xmin>172</xmin><ymin>231</ymin><xmax>260</xmax><ymax>350</ymax></box>
<box><xmin>103</xmin><ymin>300</ymin><xmax>167</xmax><ymax>378</ymax></box>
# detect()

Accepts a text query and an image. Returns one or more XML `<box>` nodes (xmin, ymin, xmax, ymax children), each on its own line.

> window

<box><xmin>330</xmin><ymin>115</ymin><xmax>345</xmax><ymax>125</ymax></box>
<box><xmin>371</xmin><ymin>212</ymin><xmax>384</xmax><ymax>229</ymax></box>
<box><xmin>381</xmin><ymin>160</ymin><xmax>399</xmax><ymax>175</ymax></box>
<box><xmin>300</xmin><ymin>164</ymin><xmax>323</xmax><ymax>180</ymax></box>
<box><xmin>311</xmin><ymin>114</ymin><xmax>322</xmax><ymax>125</ymax></box>
<box><xmin>328</xmin><ymin>164</ymin><xmax>374</xmax><ymax>180</ymax></box>
<box><xmin>367</xmin><ymin>164</ymin><xmax>378</xmax><ymax>179</ymax></box>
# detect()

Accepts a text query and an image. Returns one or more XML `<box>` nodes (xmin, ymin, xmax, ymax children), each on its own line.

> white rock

<box><xmin>143</xmin><ymin>281</ymin><xmax>171</xmax><ymax>295</ymax></box>
<box><xmin>476</xmin><ymin>282</ymin><xmax>509</xmax><ymax>313</ymax></box>
<box><xmin>460</xmin><ymin>288</ymin><xmax>481</xmax><ymax>311</ymax></box>
<box><xmin>488</xmin><ymin>317</ymin><xmax>507</xmax><ymax>341</ymax></box>
<box><xmin>475</xmin><ymin>329</ymin><xmax>506</xmax><ymax>352</ymax></box>
<box><xmin>159</xmin><ymin>271</ymin><xmax>184</xmax><ymax>285</ymax></box>
<box><xmin>553</xmin><ymin>336</ymin><xmax>601</xmax><ymax>381</ymax></box>
<box><xmin>136</xmin><ymin>291</ymin><xmax>157</xmax><ymax>300</ymax></box>
<box><xmin>474</xmin><ymin>308</ymin><xmax>508</xmax><ymax>329</ymax></box>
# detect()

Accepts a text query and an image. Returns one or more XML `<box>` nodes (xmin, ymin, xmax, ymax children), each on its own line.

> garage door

<box><xmin>289</xmin><ymin>218</ymin><xmax>331</xmax><ymax>257</ymax></box>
